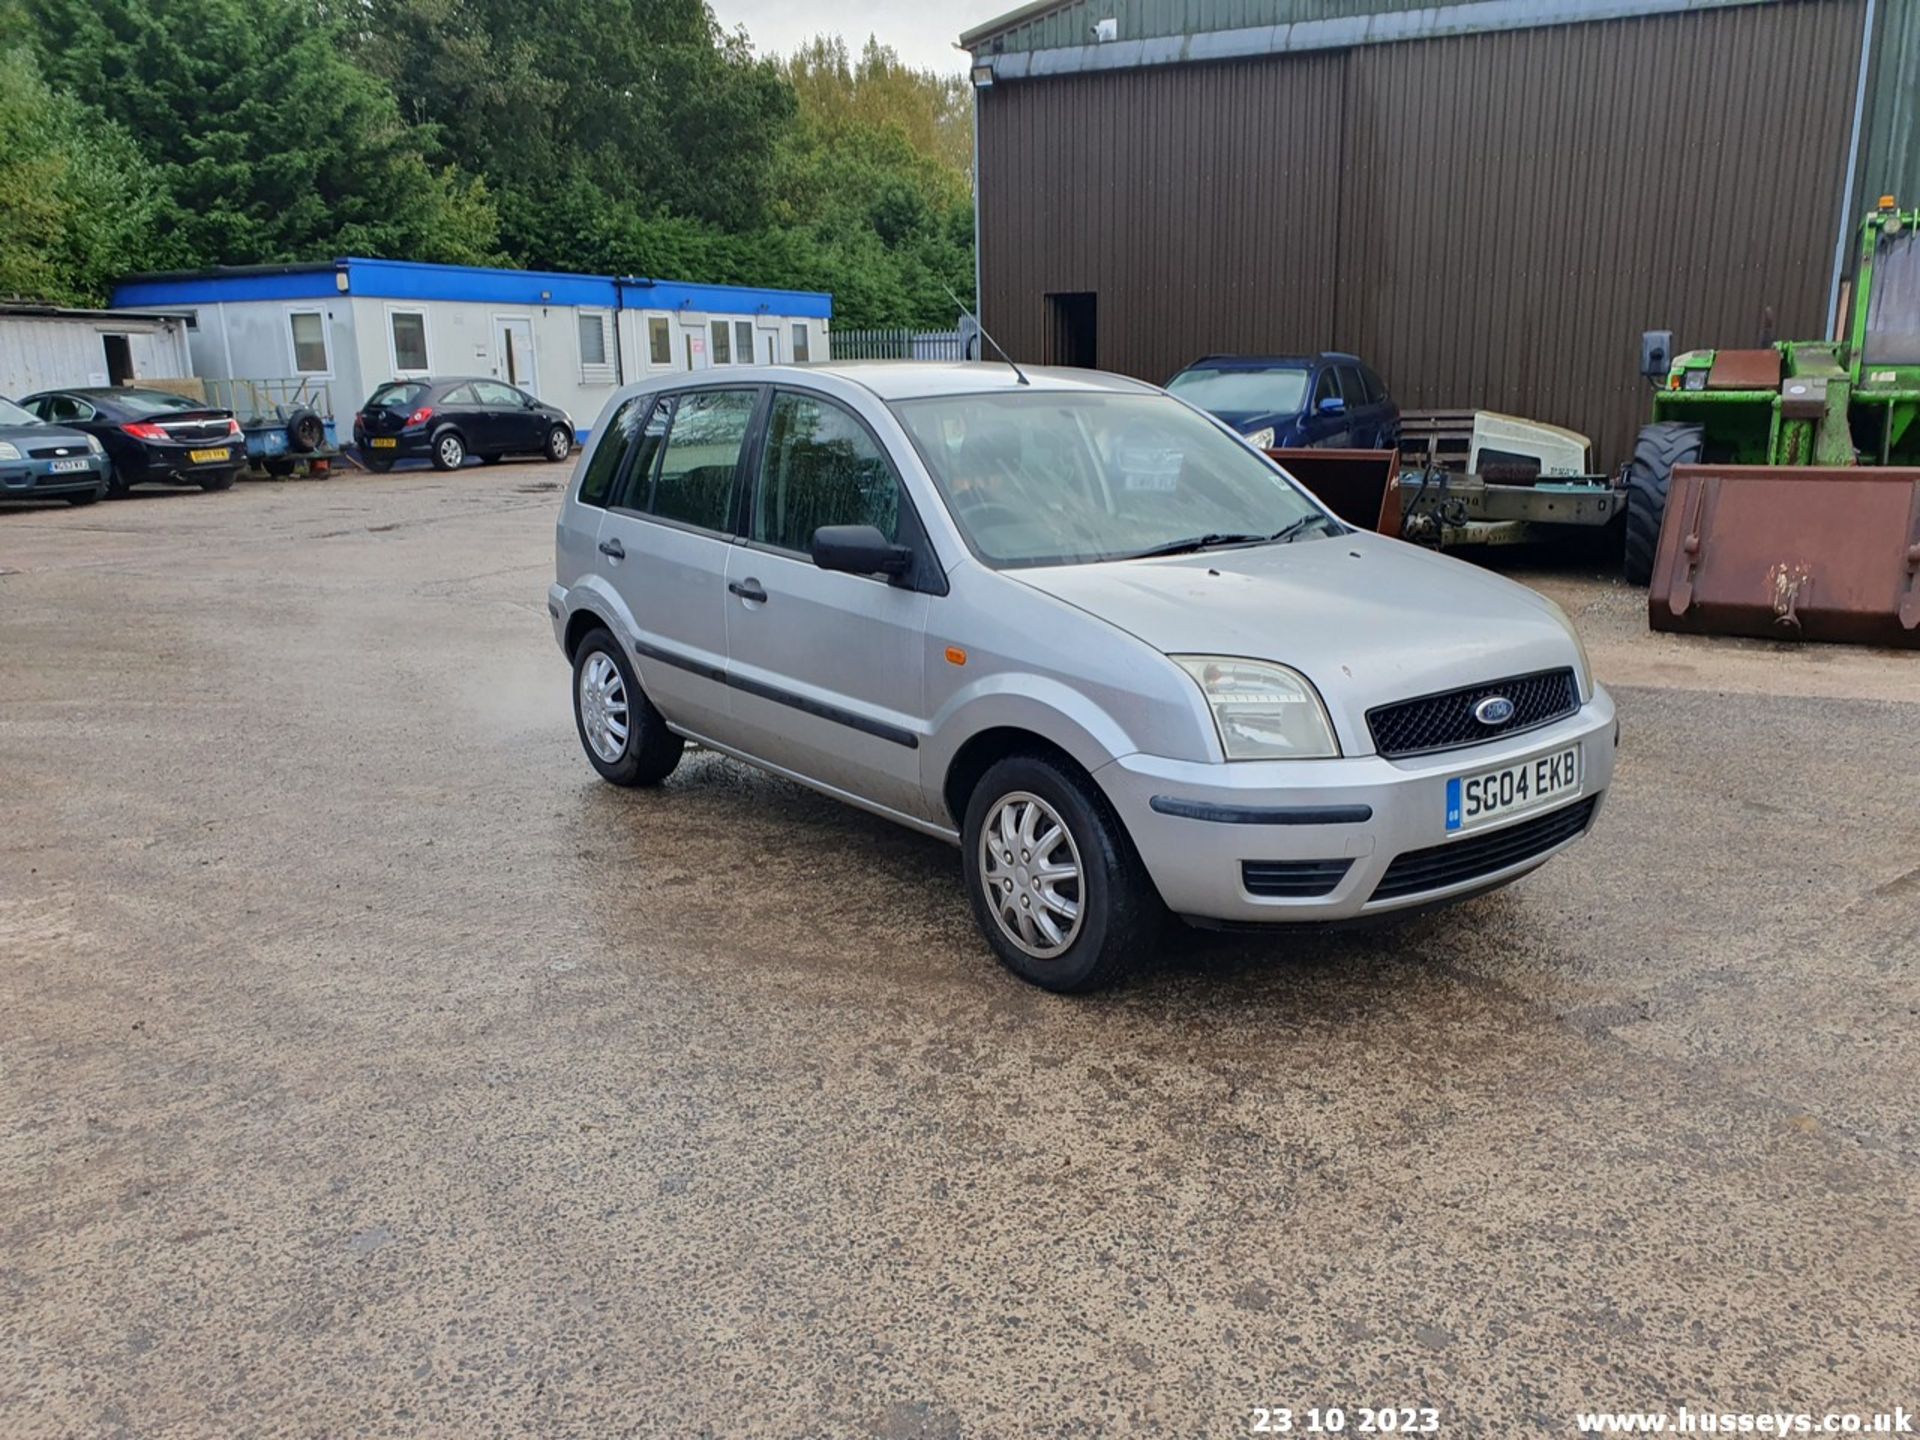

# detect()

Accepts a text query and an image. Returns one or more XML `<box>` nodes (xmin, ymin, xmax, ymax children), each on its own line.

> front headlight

<box><xmin>1173</xmin><ymin>656</ymin><xmax>1341</xmax><ymax>760</ymax></box>
<box><xmin>0</xmin><ymin>442</ymin><xmax>19</xmax><ymax>461</ymax></box>
<box><xmin>1243</xmin><ymin>426</ymin><xmax>1276</xmax><ymax>451</ymax></box>
<box><xmin>85</xmin><ymin>434</ymin><xmax>103</xmax><ymax>454</ymax></box>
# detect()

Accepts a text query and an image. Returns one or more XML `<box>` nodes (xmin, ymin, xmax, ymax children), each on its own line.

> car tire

<box><xmin>571</xmin><ymin>627</ymin><xmax>684</xmax><ymax>787</ymax></box>
<box><xmin>1622</xmin><ymin>421</ymin><xmax>1703</xmax><ymax>586</ymax></box>
<box><xmin>961</xmin><ymin>751</ymin><xmax>1163</xmax><ymax>992</ymax></box>
<box><xmin>263</xmin><ymin>457</ymin><xmax>297</xmax><ymax>477</ymax></box>
<box><xmin>363</xmin><ymin>454</ymin><xmax>395</xmax><ymax>473</ymax></box>
<box><xmin>200</xmin><ymin>468</ymin><xmax>239</xmax><ymax>492</ymax></box>
<box><xmin>545</xmin><ymin>425</ymin><xmax>573</xmax><ymax>463</ymax></box>
<box><xmin>103</xmin><ymin>464</ymin><xmax>131</xmax><ymax>499</ymax></box>
<box><xmin>431</xmin><ymin>431</ymin><xmax>466</xmax><ymax>471</ymax></box>
<box><xmin>66</xmin><ymin>487</ymin><xmax>103</xmax><ymax>506</ymax></box>
<box><xmin>285</xmin><ymin>407</ymin><xmax>324</xmax><ymax>454</ymax></box>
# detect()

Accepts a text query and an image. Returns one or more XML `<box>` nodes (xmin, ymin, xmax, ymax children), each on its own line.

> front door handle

<box><xmin>728</xmin><ymin>578</ymin><xmax>768</xmax><ymax>604</ymax></box>
<box><xmin>598</xmin><ymin>538</ymin><xmax>625</xmax><ymax>560</ymax></box>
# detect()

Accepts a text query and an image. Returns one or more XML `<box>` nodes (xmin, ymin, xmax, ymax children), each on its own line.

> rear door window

<box><xmin>1360</xmin><ymin>366</ymin><xmax>1388</xmax><ymax>405</ymax></box>
<box><xmin>647</xmin><ymin>388</ymin><xmax>758</xmax><ymax>531</ymax></box>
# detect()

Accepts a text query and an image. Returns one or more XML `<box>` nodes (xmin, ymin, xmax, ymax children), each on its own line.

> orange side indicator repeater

<box><xmin>944</xmin><ymin>646</ymin><xmax>968</xmax><ymax>666</ymax></box>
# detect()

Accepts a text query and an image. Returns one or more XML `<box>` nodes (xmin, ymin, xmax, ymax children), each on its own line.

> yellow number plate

<box><xmin>370</xmin><ymin>437</ymin><xmax>398</xmax><ymax>449</ymax></box>
<box><xmin>188</xmin><ymin>448</ymin><xmax>230</xmax><ymax>464</ymax></box>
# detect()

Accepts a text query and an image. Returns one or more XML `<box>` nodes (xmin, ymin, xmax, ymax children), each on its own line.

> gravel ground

<box><xmin>2</xmin><ymin>465</ymin><xmax>1916</xmax><ymax>1438</ymax></box>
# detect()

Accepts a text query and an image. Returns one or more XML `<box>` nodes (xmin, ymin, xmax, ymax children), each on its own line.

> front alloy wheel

<box><xmin>961</xmin><ymin>752</ymin><xmax>1163</xmax><ymax>992</ymax></box>
<box><xmin>977</xmin><ymin>791</ymin><xmax>1084</xmax><ymax>959</ymax></box>
<box><xmin>546</xmin><ymin>425</ymin><xmax>573</xmax><ymax>462</ymax></box>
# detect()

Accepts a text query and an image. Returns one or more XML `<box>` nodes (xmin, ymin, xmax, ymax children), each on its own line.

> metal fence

<box><xmin>827</xmin><ymin>328</ymin><xmax>966</xmax><ymax>361</ymax></box>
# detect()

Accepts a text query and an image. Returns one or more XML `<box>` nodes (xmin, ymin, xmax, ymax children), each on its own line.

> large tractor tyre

<box><xmin>1622</xmin><ymin>421</ymin><xmax>1704</xmax><ymax>586</ymax></box>
<box><xmin>285</xmin><ymin>408</ymin><xmax>324</xmax><ymax>454</ymax></box>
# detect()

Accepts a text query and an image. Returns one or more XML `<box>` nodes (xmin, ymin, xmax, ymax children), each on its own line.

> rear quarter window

<box><xmin>576</xmin><ymin>396</ymin><xmax>649</xmax><ymax>508</ymax></box>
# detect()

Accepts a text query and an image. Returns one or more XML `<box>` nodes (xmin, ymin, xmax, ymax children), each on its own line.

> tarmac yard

<box><xmin>2</xmin><ymin>465</ymin><xmax>1917</xmax><ymax>1437</ymax></box>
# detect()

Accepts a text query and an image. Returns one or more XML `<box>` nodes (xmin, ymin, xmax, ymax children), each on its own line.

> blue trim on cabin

<box><xmin>618</xmin><ymin>278</ymin><xmax>833</xmax><ymax>319</ymax></box>
<box><xmin>113</xmin><ymin>266</ymin><xmax>343</xmax><ymax>307</ymax></box>
<box><xmin>111</xmin><ymin>257</ymin><xmax>830</xmax><ymax>318</ymax></box>
<box><xmin>345</xmin><ymin>258</ymin><xmax>619</xmax><ymax>309</ymax></box>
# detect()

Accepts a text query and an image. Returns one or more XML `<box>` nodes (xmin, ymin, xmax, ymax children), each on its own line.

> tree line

<box><xmin>0</xmin><ymin>0</ymin><xmax>974</xmax><ymax>328</ymax></box>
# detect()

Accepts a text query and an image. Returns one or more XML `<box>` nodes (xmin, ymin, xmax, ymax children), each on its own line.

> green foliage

<box><xmin>5</xmin><ymin>1</ymin><xmax>971</xmax><ymax>326</ymax></box>
<box><xmin>25</xmin><ymin>0</ymin><xmax>499</xmax><ymax>274</ymax></box>
<box><xmin>0</xmin><ymin>45</ymin><xmax>157</xmax><ymax>304</ymax></box>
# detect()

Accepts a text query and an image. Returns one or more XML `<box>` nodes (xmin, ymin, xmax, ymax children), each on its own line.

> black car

<box><xmin>1166</xmin><ymin>353</ymin><xmax>1400</xmax><ymax>452</ymax></box>
<box><xmin>19</xmin><ymin>387</ymin><xmax>248</xmax><ymax>496</ymax></box>
<box><xmin>354</xmin><ymin>377</ymin><xmax>574</xmax><ymax>472</ymax></box>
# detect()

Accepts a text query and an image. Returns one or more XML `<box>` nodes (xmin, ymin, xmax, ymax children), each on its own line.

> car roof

<box><xmin>680</xmin><ymin>361</ymin><xmax>1163</xmax><ymax>402</ymax></box>
<box><xmin>1178</xmin><ymin>353</ymin><xmax>1366</xmax><ymax>371</ymax></box>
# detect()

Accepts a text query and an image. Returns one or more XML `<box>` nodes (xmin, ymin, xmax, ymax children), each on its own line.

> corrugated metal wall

<box><xmin>1861</xmin><ymin>0</ymin><xmax>1920</xmax><ymax>212</ymax></box>
<box><xmin>977</xmin><ymin>0</ymin><xmax>1869</xmax><ymax>468</ymax></box>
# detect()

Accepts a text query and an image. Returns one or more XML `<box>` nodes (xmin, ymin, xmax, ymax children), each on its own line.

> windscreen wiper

<box><xmin>1122</xmin><ymin>532</ymin><xmax>1268</xmax><ymax>559</ymax></box>
<box><xmin>1268</xmin><ymin>514</ymin><xmax>1341</xmax><ymax>544</ymax></box>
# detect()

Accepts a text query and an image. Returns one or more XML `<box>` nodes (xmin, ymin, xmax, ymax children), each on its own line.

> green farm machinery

<box><xmin>1627</xmin><ymin>199</ymin><xmax>1920</xmax><ymax>646</ymax></box>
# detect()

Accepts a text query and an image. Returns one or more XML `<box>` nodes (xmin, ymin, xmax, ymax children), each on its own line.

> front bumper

<box><xmin>1095</xmin><ymin>685</ymin><xmax>1617</xmax><ymax>923</ymax></box>
<box><xmin>0</xmin><ymin>455</ymin><xmax>109</xmax><ymax>498</ymax></box>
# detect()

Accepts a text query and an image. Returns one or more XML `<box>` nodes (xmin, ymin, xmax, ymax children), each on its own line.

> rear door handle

<box><xmin>728</xmin><ymin>578</ymin><xmax>768</xmax><ymax>604</ymax></box>
<box><xmin>598</xmin><ymin>538</ymin><xmax>625</xmax><ymax>560</ymax></box>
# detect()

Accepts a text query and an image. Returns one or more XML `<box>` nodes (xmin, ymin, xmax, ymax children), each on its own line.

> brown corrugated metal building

<box><xmin>962</xmin><ymin>0</ymin><xmax>1920</xmax><ymax>467</ymax></box>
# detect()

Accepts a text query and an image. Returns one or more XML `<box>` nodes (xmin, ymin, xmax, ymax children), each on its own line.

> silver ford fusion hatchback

<box><xmin>549</xmin><ymin>363</ymin><xmax>1615</xmax><ymax>991</ymax></box>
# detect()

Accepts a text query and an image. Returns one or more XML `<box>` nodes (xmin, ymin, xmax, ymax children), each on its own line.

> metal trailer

<box><xmin>1630</xmin><ymin>198</ymin><xmax>1920</xmax><ymax>647</ymax></box>
<box><xmin>193</xmin><ymin>378</ymin><xmax>339</xmax><ymax>478</ymax></box>
<box><xmin>1393</xmin><ymin>410</ymin><xmax>1624</xmax><ymax>548</ymax></box>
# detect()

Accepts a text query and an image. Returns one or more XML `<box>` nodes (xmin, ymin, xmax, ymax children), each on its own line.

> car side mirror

<box><xmin>1640</xmin><ymin>329</ymin><xmax>1673</xmax><ymax>380</ymax></box>
<box><xmin>1318</xmin><ymin>395</ymin><xmax>1347</xmax><ymax>416</ymax></box>
<box><xmin>812</xmin><ymin>524</ymin><xmax>912</xmax><ymax>579</ymax></box>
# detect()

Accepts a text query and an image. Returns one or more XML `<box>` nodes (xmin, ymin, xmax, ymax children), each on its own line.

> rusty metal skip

<box><xmin>1647</xmin><ymin>465</ymin><xmax>1920</xmax><ymax>648</ymax></box>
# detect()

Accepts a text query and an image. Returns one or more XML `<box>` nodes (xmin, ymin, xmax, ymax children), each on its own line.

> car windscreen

<box><xmin>367</xmin><ymin>382</ymin><xmax>431</xmax><ymax>411</ymax></box>
<box><xmin>1164</xmin><ymin>367</ymin><xmax>1310</xmax><ymax>416</ymax></box>
<box><xmin>0</xmin><ymin>397</ymin><xmax>42</xmax><ymax>426</ymax></box>
<box><xmin>892</xmin><ymin>391</ymin><xmax>1333</xmax><ymax>568</ymax></box>
<box><xmin>113</xmin><ymin>389</ymin><xmax>204</xmax><ymax>416</ymax></box>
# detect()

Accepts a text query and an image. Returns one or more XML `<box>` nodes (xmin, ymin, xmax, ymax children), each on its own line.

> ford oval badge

<box><xmin>1473</xmin><ymin>695</ymin><xmax>1517</xmax><ymax>726</ymax></box>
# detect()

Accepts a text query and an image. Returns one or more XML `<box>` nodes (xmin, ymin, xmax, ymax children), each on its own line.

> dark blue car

<box><xmin>1166</xmin><ymin>353</ymin><xmax>1400</xmax><ymax>452</ymax></box>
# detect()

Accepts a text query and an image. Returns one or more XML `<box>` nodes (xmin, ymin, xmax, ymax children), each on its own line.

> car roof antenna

<box><xmin>944</xmin><ymin>284</ymin><xmax>1030</xmax><ymax>385</ymax></box>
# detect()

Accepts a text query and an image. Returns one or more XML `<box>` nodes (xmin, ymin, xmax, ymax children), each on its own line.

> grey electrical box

<box><xmin>1640</xmin><ymin>329</ymin><xmax>1673</xmax><ymax>379</ymax></box>
<box><xmin>1779</xmin><ymin>375</ymin><xmax>1827</xmax><ymax>419</ymax></box>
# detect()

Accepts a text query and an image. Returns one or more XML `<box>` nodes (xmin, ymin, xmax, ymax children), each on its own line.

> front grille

<box><xmin>29</xmin><ymin>444</ymin><xmax>87</xmax><ymax>458</ymax></box>
<box><xmin>1367</xmin><ymin>668</ymin><xmax>1578</xmax><ymax>757</ymax></box>
<box><xmin>1370</xmin><ymin>796</ymin><xmax>1597</xmax><ymax>902</ymax></box>
<box><xmin>1242</xmin><ymin>857</ymin><xmax>1353</xmax><ymax>898</ymax></box>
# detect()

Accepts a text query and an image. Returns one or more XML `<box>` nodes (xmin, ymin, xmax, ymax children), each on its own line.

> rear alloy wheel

<box><xmin>545</xmin><ymin>425</ymin><xmax>573</xmax><ymax>463</ymax></box>
<box><xmin>432</xmin><ymin>432</ymin><xmax>466</xmax><ymax>471</ymax></box>
<box><xmin>1622</xmin><ymin>421</ymin><xmax>1703</xmax><ymax>585</ymax></box>
<box><xmin>962</xmin><ymin>752</ymin><xmax>1163</xmax><ymax>992</ymax></box>
<box><xmin>571</xmin><ymin>628</ymin><xmax>684</xmax><ymax>787</ymax></box>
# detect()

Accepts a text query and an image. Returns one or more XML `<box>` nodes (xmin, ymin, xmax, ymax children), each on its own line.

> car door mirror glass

<box><xmin>811</xmin><ymin>524</ymin><xmax>911</xmax><ymax>578</ymax></box>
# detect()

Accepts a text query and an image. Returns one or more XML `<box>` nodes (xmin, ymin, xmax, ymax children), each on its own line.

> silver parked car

<box><xmin>549</xmin><ymin>363</ymin><xmax>1616</xmax><ymax>991</ymax></box>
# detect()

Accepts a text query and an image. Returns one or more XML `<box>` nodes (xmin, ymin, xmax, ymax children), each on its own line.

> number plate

<box><xmin>1446</xmin><ymin>746</ymin><xmax>1580</xmax><ymax>832</ymax></box>
<box><xmin>370</xmin><ymin>437</ymin><xmax>398</xmax><ymax>449</ymax></box>
<box><xmin>49</xmin><ymin>458</ymin><xmax>89</xmax><ymax>473</ymax></box>
<box><xmin>188</xmin><ymin>448</ymin><xmax>231</xmax><ymax>464</ymax></box>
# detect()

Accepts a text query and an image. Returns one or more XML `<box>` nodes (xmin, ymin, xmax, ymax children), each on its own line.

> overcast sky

<box><xmin>710</xmin><ymin>0</ymin><xmax>1002</xmax><ymax>73</ymax></box>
